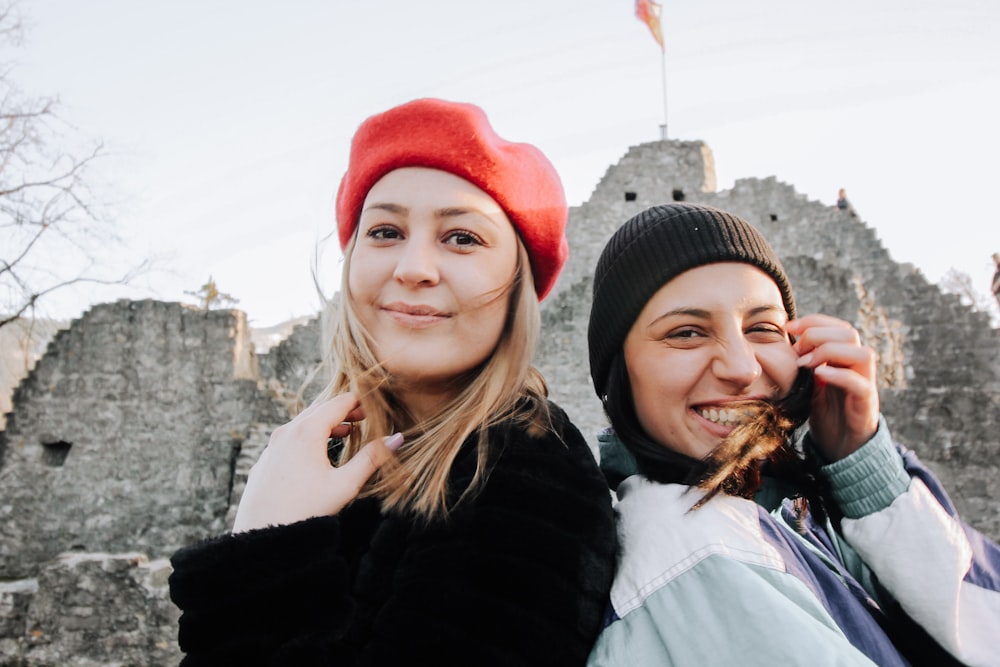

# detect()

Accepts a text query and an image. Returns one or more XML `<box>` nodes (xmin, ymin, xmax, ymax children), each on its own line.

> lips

<box><xmin>381</xmin><ymin>302</ymin><xmax>450</xmax><ymax>328</ymax></box>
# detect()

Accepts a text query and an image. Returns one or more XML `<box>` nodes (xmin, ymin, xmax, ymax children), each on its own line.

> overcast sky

<box><xmin>14</xmin><ymin>0</ymin><xmax>1000</xmax><ymax>326</ymax></box>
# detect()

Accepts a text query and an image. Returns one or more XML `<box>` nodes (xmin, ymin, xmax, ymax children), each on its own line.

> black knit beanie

<box><xmin>588</xmin><ymin>203</ymin><xmax>796</xmax><ymax>398</ymax></box>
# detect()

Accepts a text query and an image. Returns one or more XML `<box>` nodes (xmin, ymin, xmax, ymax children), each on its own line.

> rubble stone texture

<box><xmin>1</xmin><ymin>140</ymin><xmax>997</xmax><ymax>665</ymax></box>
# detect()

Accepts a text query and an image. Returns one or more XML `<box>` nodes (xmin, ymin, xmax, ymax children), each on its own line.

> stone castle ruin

<box><xmin>1</xmin><ymin>140</ymin><xmax>998</xmax><ymax>665</ymax></box>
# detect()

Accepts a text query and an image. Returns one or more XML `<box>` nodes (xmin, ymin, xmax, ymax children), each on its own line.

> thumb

<box><xmin>336</xmin><ymin>432</ymin><xmax>404</xmax><ymax>492</ymax></box>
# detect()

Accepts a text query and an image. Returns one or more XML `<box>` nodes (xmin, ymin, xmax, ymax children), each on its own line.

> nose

<box><xmin>392</xmin><ymin>236</ymin><xmax>439</xmax><ymax>286</ymax></box>
<box><xmin>712</xmin><ymin>336</ymin><xmax>763</xmax><ymax>391</ymax></box>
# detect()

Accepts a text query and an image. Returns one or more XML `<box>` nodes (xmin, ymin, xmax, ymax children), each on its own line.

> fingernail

<box><xmin>797</xmin><ymin>353</ymin><xmax>813</xmax><ymax>367</ymax></box>
<box><xmin>384</xmin><ymin>432</ymin><xmax>404</xmax><ymax>452</ymax></box>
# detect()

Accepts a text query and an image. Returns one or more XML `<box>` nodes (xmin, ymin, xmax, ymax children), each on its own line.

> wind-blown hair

<box><xmin>604</xmin><ymin>357</ymin><xmax>833</xmax><ymax>526</ymax></box>
<box><xmin>317</xmin><ymin>233</ymin><xmax>551</xmax><ymax>521</ymax></box>
<box><xmin>691</xmin><ymin>369</ymin><xmax>824</xmax><ymax>516</ymax></box>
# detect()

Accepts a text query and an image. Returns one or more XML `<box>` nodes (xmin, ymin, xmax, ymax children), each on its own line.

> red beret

<box><xmin>335</xmin><ymin>98</ymin><xmax>568</xmax><ymax>300</ymax></box>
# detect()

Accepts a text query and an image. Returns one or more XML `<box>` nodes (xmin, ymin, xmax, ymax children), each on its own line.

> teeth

<box><xmin>699</xmin><ymin>408</ymin><xmax>745</xmax><ymax>425</ymax></box>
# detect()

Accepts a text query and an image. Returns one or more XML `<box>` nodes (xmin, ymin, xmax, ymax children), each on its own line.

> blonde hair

<box><xmin>316</xmin><ymin>234</ymin><xmax>552</xmax><ymax>521</ymax></box>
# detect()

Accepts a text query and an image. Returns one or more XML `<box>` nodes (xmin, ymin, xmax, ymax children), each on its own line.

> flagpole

<box><xmin>635</xmin><ymin>0</ymin><xmax>667</xmax><ymax>139</ymax></box>
<box><xmin>659</xmin><ymin>44</ymin><xmax>668</xmax><ymax>140</ymax></box>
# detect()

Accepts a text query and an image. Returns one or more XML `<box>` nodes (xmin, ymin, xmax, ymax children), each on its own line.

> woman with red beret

<box><xmin>168</xmin><ymin>98</ymin><xmax>616</xmax><ymax>666</ymax></box>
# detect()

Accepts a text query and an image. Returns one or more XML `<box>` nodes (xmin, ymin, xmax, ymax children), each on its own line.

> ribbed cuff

<box><xmin>598</xmin><ymin>428</ymin><xmax>641</xmax><ymax>491</ymax></box>
<box><xmin>817</xmin><ymin>417</ymin><xmax>910</xmax><ymax>519</ymax></box>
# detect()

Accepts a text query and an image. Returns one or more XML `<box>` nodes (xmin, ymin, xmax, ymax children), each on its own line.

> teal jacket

<box><xmin>588</xmin><ymin>420</ymin><xmax>1000</xmax><ymax>666</ymax></box>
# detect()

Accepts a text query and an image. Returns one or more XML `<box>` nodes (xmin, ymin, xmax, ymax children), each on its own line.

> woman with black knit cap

<box><xmin>586</xmin><ymin>203</ymin><xmax>1000</xmax><ymax>666</ymax></box>
<box><xmin>167</xmin><ymin>98</ymin><xmax>616</xmax><ymax>665</ymax></box>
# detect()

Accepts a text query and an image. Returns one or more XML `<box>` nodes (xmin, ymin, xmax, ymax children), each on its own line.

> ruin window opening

<box><xmin>226</xmin><ymin>439</ymin><xmax>243</xmax><ymax>508</ymax></box>
<box><xmin>672</xmin><ymin>189</ymin><xmax>685</xmax><ymax>201</ymax></box>
<box><xmin>624</xmin><ymin>191</ymin><xmax>637</xmax><ymax>202</ymax></box>
<box><xmin>769</xmin><ymin>213</ymin><xmax>778</xmax><ymax>221</ymax></box>
<box><xmin>41</xmin><ymin>440</ymin><xmax>72</xmax><ymax>467</ymax></box>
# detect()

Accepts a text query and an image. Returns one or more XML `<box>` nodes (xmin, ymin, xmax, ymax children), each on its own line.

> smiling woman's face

<box><xmin>623</xmin><ymin>262</ymin><xmax>800</xmax><ymax>459</ymax></box>
<box><xmin>347</xmin><ymin>167</ymin><xmax>519</xmax><ymax>398</ymax></box>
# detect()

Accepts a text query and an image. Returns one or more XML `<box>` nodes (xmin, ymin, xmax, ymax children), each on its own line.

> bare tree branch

<box><xmin>0</xmin><ymin>2</ymin><xmax>149</xmax><ymax>331</ymax></box>
<box><xmin>939</xmin><ymin>267</ymin><xmax>1000</xmax><ymax>327</ymax></box>
<box><xmin>0</xmin><ymin>260</ymin><xmax>152</xmax><ymax>329</ymax></box>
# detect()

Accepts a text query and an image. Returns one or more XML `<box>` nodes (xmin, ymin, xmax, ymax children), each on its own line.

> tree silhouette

<box><xmin>185</xmin><ymin>276</ymin><xmax>239</xmax><ymax>310</ymax></box>
<box><xmin>939</xmin><ymin>267</ymin><xmax>1000</xmax><ymax>326</ymax></box>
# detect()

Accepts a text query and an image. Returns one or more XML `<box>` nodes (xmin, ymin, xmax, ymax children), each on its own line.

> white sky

<box><xmin>14</xmin><ymin>0</ymin><xmax>1000</xmax><ymax>327</ymax></box>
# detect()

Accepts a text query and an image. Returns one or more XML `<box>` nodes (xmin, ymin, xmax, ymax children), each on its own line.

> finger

<box><xmin>797</xmin><ymin>342</ymin><xmax>876</xmax><ymax>375</ymax></box>
<box><xmin>329</xmin><ymin>423</ymin><xmax>353</xmax><ymax>440</ymax></box>
<box><xmin>343</xmin><ymin>406</ymin><xmax>365</xmax><ymax>422</ymax></box>
<box><xmin>333</xmin><ymin>433</ymin><xmax>404</xmax><ymax>493</ymax></box>
<box><xmin>787</xmin><ymin>314</ymin><xmax>857</xmax><ymax>352</ymax></box>
<box><xmin>288</xmin><ymin>393</ymin><xmax>344</xmax><ymax>421</ymax></box>
<box><xmin>792</xmin><ymin>325</ymin><xmax>861</xmax><ymax>356</ymax></box>
<box><xmin>787</xmin><ymin>314</ymin><xmax>855</xmax><ymax>333</ymax></box>
<box><xmin>797</xmin><ymin>339</ymin><xmax>874</xmax><ymax>365</ymax></box>
<box><xmin>813</xmin><ymin>365</ymin><xmax>880</xmax><ymax>437</ymax></box>
<box><xmin>327</xmin><ymin>407</ymin><xmax>368</xmax><ymax>440</ymax></box>
<box><xmin>812</xmin><ymin>363</ymin><xmax>873</xmax><ymax>396</ymax></box>
<box><xmin>294</xmin><ymin>393</ymin><xmax>363</xmax><ymax>441</ymax></box>
<box><xmin>288</xmin><ymin>392</ymin><xmax>362</xmax><ymax>425</ymax></box>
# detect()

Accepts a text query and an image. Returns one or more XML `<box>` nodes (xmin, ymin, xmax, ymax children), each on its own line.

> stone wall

<box><xmin>0</xmin><ymin>300</ymin><xmax>276</xmax><ymax>665</ymax></box>
<box><xmin>0</xmin><ymin>140</ymin><xmax>998</xmax><ymax>665</ymax></box>
<box><xmin>0</xmin><ymin>301</ymin><xmax>265</xmax><ymax>576</ymax></box>
<box><xmin>0</xmin><ymin>553</ymin><xmax>178</xmax><ymax>666</ymax></box>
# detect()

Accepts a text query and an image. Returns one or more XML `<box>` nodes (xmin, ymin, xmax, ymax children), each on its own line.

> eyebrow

<box><xmin>436</xmin><ymin>206</ymin><xmax>484</xmax><ymax>220</ymax></box>
<box><xmin>361</xmin><ymin>203</ymin><xmax>503</xmax><ymax>227</ymax></box>
<box><xmin>361</xmin><ymin>202</ymin><xmax>406</xmax><ymax>215</ymax></box>
<box><xmin>647</xmin><ymin>307</ymin><xmax>711</xmax><ymax>329</ymax></box>
<box><xmin>646</xmin><ymin>304</ymin><xmax>785</xmax><ymax>328</ymax></box>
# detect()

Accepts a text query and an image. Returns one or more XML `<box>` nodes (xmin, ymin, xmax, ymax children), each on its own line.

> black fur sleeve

<box><xmin>168</xmin><ymin>515</ymin><xmax>352</xmax><ymax>665</ymax></box>
<box><xmin>351</xmin><ymin>405</ymin><xmax>617</xmax><ymax>665</ymax></box>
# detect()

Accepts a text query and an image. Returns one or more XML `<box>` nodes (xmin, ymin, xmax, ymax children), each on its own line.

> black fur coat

<box><xmin>168</xmin><ymin>404</ymin><xmax>616</xmax><ymax>666</ymax></box>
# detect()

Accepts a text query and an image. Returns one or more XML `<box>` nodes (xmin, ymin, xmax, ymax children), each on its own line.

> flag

<box><xmin>635</xmin><ymin>0</ymin><xmax>664</xmax><ymax>50</ymax></box>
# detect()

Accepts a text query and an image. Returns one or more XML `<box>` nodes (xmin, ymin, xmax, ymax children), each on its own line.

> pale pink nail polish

<box><xmin>384</xmin><ymin>432</ymin><xmax>404</xmax><ymax>451</ymax></box>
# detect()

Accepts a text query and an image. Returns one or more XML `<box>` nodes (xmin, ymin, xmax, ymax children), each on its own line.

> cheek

<box><xmin>472</xmin><ymin>295</ymin><xmax>511</xmax><ymax>352</ymax></box>
<box><xmin>450</xmin><ymin>257</ymin><xmax>518</xmax><ymax>317</ymax></box>
<box><xmin>468</xmin><ymin>253</ymin><xmax>518</xmax><ymax>297</ymax></box>
<box><xmin>626</xmin><ymin>359</ymin><xmax>694</xmax><ymax>454</ymax></box>
<box><xmin>346</xmin><ymin>249</ymin><xmax>376</xmax><ymax>300</ymax></box>
<box><xmin>625</xmin><ymin>348</ymin><xmax>685</xmax><ymax>420</ymax></box>
<box><xmin>759</xmin><ymin>345</ymin><xmax>800</xmax><ymax>394</ymax></box>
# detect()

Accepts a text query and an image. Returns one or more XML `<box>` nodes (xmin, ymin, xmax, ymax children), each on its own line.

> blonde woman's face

<box><xmin>623</xmin><ymin>263</ymin><xmax>799</xmax><ymax>460</ymax></box>
<box><xmin>348</xmin><ymin>167</ymin><xmax>518</xmax><ymax>397</ymax></box>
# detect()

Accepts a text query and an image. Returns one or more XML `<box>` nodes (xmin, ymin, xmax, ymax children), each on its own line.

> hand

<box><xmin>786</xmin><ymin>314</ymin><xmax>879</xmax><ymax>462</ymax></box>
<box><xmin>231</xmin><ymin>392</ymin><xmax>403</xmax><ymax>533</ymax></box>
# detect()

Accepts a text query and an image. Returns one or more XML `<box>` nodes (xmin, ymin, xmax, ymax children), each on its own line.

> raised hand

<box><xmin>231</xmin><ymin>392</ymin><xmax>403</xmax><ymax>533</ymax></box>
<box><xmin>786</xmin><ymin>314</ymin><xmax>879</xmax><ymax>462</ymax></box>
